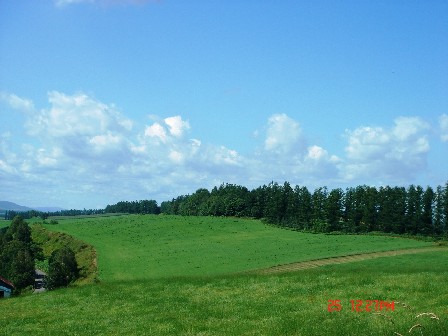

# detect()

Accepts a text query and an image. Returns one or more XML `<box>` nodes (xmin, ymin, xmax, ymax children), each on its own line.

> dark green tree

<box><xmin>0</xmin><ymin>215</ymin><xmax>37</xmax><ymax>291</ymax></box>
<box><xmin>0</xmin><ymin>240</ymin><xmax>35</xmax><ymax>290</ymax></box>
<box><xmin>265</xmin><ymin>182</ymin><xmax>287</xmax><ymax>224</ymax></box>
<box><xmin>406</xmin><ymin>185</ymin><xmax>424</xmax><ymax>234</ymax></box>
<box><xmin>343</xmin><ymin>187</ymin><xmax>356</xmax><ymax>232</ymax></box>
<box><xmin>296</xmin><ymin>186</ymin><xmax>312</xmax><ymax>230</ymax></box>
<box><xmin>444</xmin><ymin>182</ymin><xmax>448</xmax><ymax>236</ymax></box>
<box><xmin>434</xmin><ymin>185</ymin><xmax>445</xmax><ymax>235</ymax></box>
<box><xmin>11</xmin><ymin>218</ymin><xmax>32</xmax><ymax>245</ymax></box>
<box><xmin>47</xmin><ymin>247</ymin><xmax>79</xmax><ymax>289</ymax></box>
<box><xmin>421</xmin><ymin>186</ymin><xmax>435</xmax><ymax>235</ymax></box>
<box><xmin>390</xmin><ymin>187</ymin><xmax>407</xmax><ymax>234</ymax></box>
<box><xmin>325</xmin><ymin>188</ymin><xmax>344</xmax><ymax>232</ymax></box>
<box><xmin>248</xmin><ymin>185</ymin><xmax>269</xmax><ymax>219</ymax></box>
<box><xmin>377</xmin><ymin>187</ymin><xmax>391</xmax><ymax>232</ymax></box>
<box><xmin>283</xmin><ymin>182</ymin><xmax>299</xmax><ymax>228</ymax></box>
<box><xmin>362</xmin><ymin>186</ymin><xmax>379</xmax><ymax>232</ymax></box>
<box><xmin>311</xmin><ymin>187</ymin><xmax>328</xmax><ymax>231</ymax></box>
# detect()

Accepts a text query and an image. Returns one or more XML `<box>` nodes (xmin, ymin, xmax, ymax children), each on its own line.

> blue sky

<box><xmin>1</xmin><ymin>0</ymin><xmax>447</xmax><ymax>209</ymax></box>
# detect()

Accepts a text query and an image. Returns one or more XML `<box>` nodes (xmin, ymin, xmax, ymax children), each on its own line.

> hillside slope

<box><xmin>41</xmin><ymin>215</ymin><xmax>433</xmax><ymax>281</ymax></box>
<box><xmin>0</xmin><ymin>201</ymin><xmax>33</xmax><ymax>211</ymax></box>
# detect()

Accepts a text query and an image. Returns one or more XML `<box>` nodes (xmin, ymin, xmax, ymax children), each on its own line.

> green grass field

<box><xmin>1</xmin><ymin>215</ymin><xmax>447</xmax><ymax>335</ymax></box>
<box><xmin>38</xmin><ymin>215</ymin><xmax>432</xmax><ymax>281</ymax></box>
<box><xmin>0</xmin><ymin>219</ymin><xmax>9</xmax><ymax>229</ymax></box>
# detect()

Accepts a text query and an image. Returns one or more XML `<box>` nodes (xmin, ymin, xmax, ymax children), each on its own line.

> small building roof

<box><xmin>0</xmin><ymin>275</ymin><xmax>15</xmax><ymax>290</ymax></box>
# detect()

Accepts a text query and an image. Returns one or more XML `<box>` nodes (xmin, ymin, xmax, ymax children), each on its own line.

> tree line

<box><xmin>3</xmin><ymin>181</ymin><xmax>447</xmax><ymax>237</ymax></box>
<box><xmin>161</xmin><ymin>182</ymin><xmax>448</xmax><ymax>237</ymax></box>
<box><xmin>3</xmin><ymin>208</ymin><xmax>106</xmax><ymax>221</ymax></box>
<box><xmin>3</xmin><ymin>200</ymin><xmax>160</xmax><ymax>220</ymax></box>
<box><xmin>105</xmin><ymin>200</ymin><xmax>160</xmax><ymax>215</ymax></box>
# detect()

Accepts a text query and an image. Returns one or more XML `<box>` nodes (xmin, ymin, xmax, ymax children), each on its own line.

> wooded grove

<box><xmin>160</xmin><ymin>182</ymin><xmax>448</xmax><ymax>237</ymax></box>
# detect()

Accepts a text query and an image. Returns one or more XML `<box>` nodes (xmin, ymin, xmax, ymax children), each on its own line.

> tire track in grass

<box><xmin>254</xmin><ymin>246</ymin><xmax>448</xmax><ymax>274</ymax></box>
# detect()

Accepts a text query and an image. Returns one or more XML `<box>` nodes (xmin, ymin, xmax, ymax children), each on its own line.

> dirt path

<box><xmin>255</xmin><ymin>246</ymin><xmax>448</xmax><ymax>275</ymax></box>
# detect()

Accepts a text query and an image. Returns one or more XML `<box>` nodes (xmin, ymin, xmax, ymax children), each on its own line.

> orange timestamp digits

<box><xmin>328</xmin><ymin>300</ymin><xmax>394</xmax><ymax>312</ymax></box>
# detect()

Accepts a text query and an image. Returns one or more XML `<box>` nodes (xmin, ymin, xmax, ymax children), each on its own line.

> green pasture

<box><xmin>2</xmin><ymin>251</ymin><xmax>447</xmax><ymax>335</ymax></box>
<box><xmin>0</xmin><ymin>219</ymin><xmax>9</xmax><ymax>229</ymax></box>
<box><xmin>39</xmin><ymin>215</ymin><xmax>432</xmax><ymax>281</ymax></box>
<box><xmin>1</xmin><ymin>214</ymin><xmax>446</xmax><ymax>335</ymax></box>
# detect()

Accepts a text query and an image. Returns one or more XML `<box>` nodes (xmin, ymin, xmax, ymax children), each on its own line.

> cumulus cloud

<box><xmin>165</xmin><ymin>116</ymin><xmax>190</xmax><ymax>138</ymax></box>
<box><xmin>0</xmin><ymin>91</ymin><xmax>440</xmax><ymax>208</ymax></box>
<box><xmin>138</xmin><ymin>115</ymin><xmax>242</xmax><ymax>173</ymax></box>
<box><xmin>255</xmin><ymin>114</ymin><xmax>341</xmax><ymax>184</ymax></box>
<box><xmin>30</xmin><ymin>91</ymin><xmax>132</xmax><ymax>137</ymax></box>
<box><xmin>26</xmin><ymin>91</ymin><xmax>133</xmax><ymax>163</ymax></box>
<box><xmin>264</xmin><ymin>113</ymin><xmax>306</xmax><ymax>155</ymax></box>
<box><xmin>440</xmin><ymin>114</ymin><xmax>448</xmax><ymax>142</ymax></box>
<box><xmin>144</xmin><ymin>123</ymin><xmax>167</xmax><ymax>143</ymax></box>
<box><xmin>0</xmin><ymin>135</ymin><xmax>18</xmax><ymax>176</ymax></box>
<box><xmin>0</xmin><ymin>92</ymin><xmax>34</xmax><ymax>112</ymax></box>
<box><xmin>344</xmin><ymin>116</ymin><xmax>430</xmax><ymax>182</ymax></box>
<box><xmin>143</xmin><ymin>116</ymin><xmax>190</xmax><ymax>145</ymax></box>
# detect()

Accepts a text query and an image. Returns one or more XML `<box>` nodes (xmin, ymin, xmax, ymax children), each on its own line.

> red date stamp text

<box><xmin>328</xmin><ymin>300</ymin><xmax>395</xmax><ymax>312</ymax></box>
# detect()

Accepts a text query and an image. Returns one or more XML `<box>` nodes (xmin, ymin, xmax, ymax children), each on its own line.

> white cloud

<box><xmin>345</xmin><ymin>126</ymin><xmax>390</xmax><ymax>161</ymax></box>
<box><xmin>252</xmin><ymin>114</ymin><xmax>341</xmax><ymax>184</ymax></box>
<box><xmin>264</xmin><ymin>113</ymin><xmax>306</xmax><ymax>155</ymax></box>
<box><xmin>306</xmin><ymin>145</ymin><xmax>327</xmax><ymax>160</ymax></box>
<box><xmin>30</xmin><ymin>91</ymin><xmax>133</xmax><ymax>138</ymax></box>
<box><xmin>89</xmin><ymin>132</ymin><xmax>128</xmax><ymax>157</ymax></box>
<box><xmin>144</xmin><ymin>123</ymin><xmax>167</xmax><ymax>143</ymax></box>
<box><xmin>344</xmin><ymin>116</ymin><xmax>430</xmax><ymax>182</ymax></box>
<box><xmin>0</xmin><ymin>134</ymin><xmax>19</xmax><ymax>176</ymax></box>
<box><xmin>165</xmin><ymin>116</ymin><xmax>190</xmax><ymax>138</ymax></box>
<box><xmin>143</xmin><ymin>116</ymin><xmax>189</xmax><ymax>144</ymax></box>
<box><xmin>20</xmin><ymin>92</ymin><xmax>135</xmax><ymax>170</ymax></box>
<box><xmin>0</xmin><ymin>91</ymin><xmax>441</xmax><ymax>208</ymax></box>
<box><xmin>0</xmin><ymin>92</ymin><xmax>34</xmax><ymax>112</ymax></box>
<box><xmin>303</xmin><ymin>146</ymin><xmax>341</xmax><ymax>180</ymax></box>
<box><xmin>306</xmin><ymin>145</ymin><xmax>340</xmax><ymax>165</ymax></box>
<box><xmin>212</xmin><ymin>146</ymin><xmax>240</xmax><ymax>166</ymax></box>
<box><xmin>168</xmin><ymin>150</ymin><xmax>184</xmax><ymax>163</ymax></box>
<box><xmin>440</xmin><ymin>114</ymin><xmax>448</xmax><ymax>142</ymax></box>
<box><xmin>392</xmin><ymin>116</ymin><xmax>429</xmax><ymax>141</ymax></box>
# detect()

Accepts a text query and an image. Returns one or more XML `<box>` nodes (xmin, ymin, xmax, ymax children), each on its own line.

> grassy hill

<box><xmin>2</xmin><ymin>251</ymin><xmax>447</xmax><ymax>335</ymax></box>
<box><xmin>39</xmin><ymin>215</ymin><xmax>431</xmax><ymax>281</ymax></box>
<box><xmin>1</xmin><ymin>215</ymin><xmax>446</xmax><ymax>335</ymax></box>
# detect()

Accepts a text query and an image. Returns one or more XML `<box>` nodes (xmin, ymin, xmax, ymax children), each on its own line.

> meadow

<box><xmin>39</xmin><ymin>215</ymin><xmax>431</xmax><ymax>280</ymax></box>
<box><xmin>0</xmin><ymin>219</ymin><xmax>9</xmax><ymax>229</ymax></box>
<box><xmin>1</xmin><ymin>215</ymin><xmax>447</xmax><ymax>335</ymax></box>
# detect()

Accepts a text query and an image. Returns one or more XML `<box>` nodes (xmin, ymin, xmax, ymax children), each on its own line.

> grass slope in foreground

<box><xmin>40</xmin><ymin>214</ymin><xmax>433</xmax><ymax>281</ymax></box>
<box><xmin>1</xmin><ymin>251</ymin><xmax>447</xmax><ymax>335</ymax></box>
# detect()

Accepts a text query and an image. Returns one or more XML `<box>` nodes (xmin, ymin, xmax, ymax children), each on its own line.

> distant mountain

<box><xmin>0</xmin><ymin>201</ymin><xmax>64</xmax><ymax>212</ymax></box>
<box><xmin>0</xmin><ymin>201</ymin><xmax>33</xmax><ymax>211</ymax></box>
